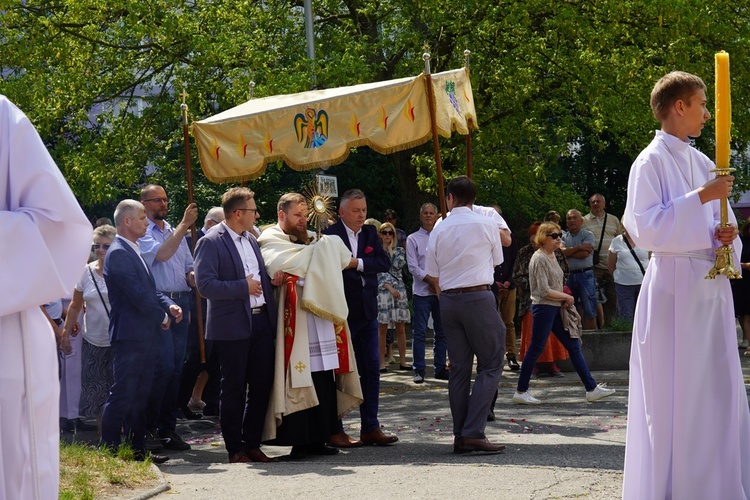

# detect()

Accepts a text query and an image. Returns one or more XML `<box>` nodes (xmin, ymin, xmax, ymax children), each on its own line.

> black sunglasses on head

<box><xmin>548</xmin><ymin>233</ymin><xmax>562</xmax><ymax>239</ymax></box>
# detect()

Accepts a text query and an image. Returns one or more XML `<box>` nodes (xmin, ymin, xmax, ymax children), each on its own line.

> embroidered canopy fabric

<box><xmin>192</xmin><ymin>68</ymin><xmax>478</xmax><ymax>182</ymax></box>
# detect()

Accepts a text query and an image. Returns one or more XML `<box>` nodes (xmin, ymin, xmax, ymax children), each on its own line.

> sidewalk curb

<box><xmin>127</xmin><ymin>464</ymin><xmax>170</xmax><ymax>500</ymax></box>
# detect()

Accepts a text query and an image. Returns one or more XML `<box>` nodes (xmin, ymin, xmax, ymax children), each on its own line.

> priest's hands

<box><xmin>271</xmin><ymin>270</ymin><xmax>284</xmax><ymax>287</ymax></box>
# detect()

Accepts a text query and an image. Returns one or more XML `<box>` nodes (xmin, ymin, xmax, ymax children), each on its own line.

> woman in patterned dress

<box><xmin>376</xmin><ymin>222</ymin><xmax>411</xmax><ymax>372</ymax></box>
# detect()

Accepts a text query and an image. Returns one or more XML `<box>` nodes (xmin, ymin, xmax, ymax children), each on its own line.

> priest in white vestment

<box><xmin>622</xmin><ymin>71</ymin><xmax>750</xmax><ymax>500</ymax></box>
<box><xmin>259</xmin><ymin>193</ymin><xmax>362</xmax><ymax>457</ymax></box>
<box><xmin>0</xmin><ymin>95</ymin><xmax>92</xmax><ymax>499</ymax></box>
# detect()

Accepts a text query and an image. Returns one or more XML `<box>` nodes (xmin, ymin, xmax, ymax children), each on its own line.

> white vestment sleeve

<box><xmin>0</xmin><ymin>96</ymin><xmax>91</xmax><ymax>316</ymax></box>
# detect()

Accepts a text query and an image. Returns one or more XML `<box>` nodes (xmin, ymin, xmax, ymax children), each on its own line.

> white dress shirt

<box><xmin>224</xmin><ymin>224</ymin><xmax>266</xmax><ymax>308</ymax></box>
<box><xmin>425</xmin><ymin>206</ymin><xmax>504</xmax><ymax>290</ymax></box>
<box><xmin>343</xmin><ymin>223</ymin><xmax>365</xmax><ymax>272</ymax></box>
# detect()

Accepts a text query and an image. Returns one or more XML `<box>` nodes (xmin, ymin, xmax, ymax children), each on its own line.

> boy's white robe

<box><xmin>0</xmin><ymin>96</ymin><xmax>91</xmax><ymax>499</ymax></box>
<box><xmin>622</xmin><ymin>130</ymin><xmax>750</xmax><ymax>500</ymax></box>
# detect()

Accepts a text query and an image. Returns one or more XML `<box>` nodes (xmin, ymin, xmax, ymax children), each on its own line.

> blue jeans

<box><xmin>411</xmin><ymin>295</ymin><xmax>447</xmax><ymax>374</ymax></box>
<box><xmin>615</xmin><ymin>283</ymin><xmax>641</xmax><ymax>321</ymax></box>
<box><xmin>566</xmin><ymin>269</ymin><xmax>598</xmax><ymax>319</ymax></box>
<box><xmin>517</xmin><ymin>304</ymin><xmax>597</xmax><ymax>393</ymax></box>
<box><xmin>147</xmin><ymin>294</ymin><xmax>190</xmax><ymax>433</ymax></box>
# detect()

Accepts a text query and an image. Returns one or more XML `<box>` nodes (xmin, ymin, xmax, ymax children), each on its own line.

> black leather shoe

<box><xmin>133</xmin><ymin>450</ymin><xmax>170</xmax><ymax>464</ymax></box>
<box><xmin>435</xmin><ymin>368</ymin><xmax>450</xmax><ymax>380</ymax></box>
<box><xmin>487</xmin><ymin>408</ymin><xmax>496</xmax><ymax>422</ymax></box>
<box><xmin>74</xmin><ymin>418</ymin><xmax>98</xmax><ymax>431</ymax></box>
<box><xmin>507</xmin><ymin>356</ymin><xmax>521</xmax><ymax>371</ymax></box>
<box><xmin>180</xmin><ymin>406</ymin><xmax>203</xmax><ymax>420</ymax></box>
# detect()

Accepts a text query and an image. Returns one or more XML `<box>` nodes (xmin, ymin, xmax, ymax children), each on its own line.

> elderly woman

<box><xmin>376</xmin><ymin>222</ymin><xmax>411</xmax><ymax>372</ymax></box>
<box><xmin>513</xmin><ymin>222</ymin><xmax>569</xmax><ymax>377</ymax></box>
<box><xmin>512</xmin><ymin>222</ymin><xmax>615</xmax><ymax>405</ymax></box>
<box><xmin>62</xmin><ymin>224</ymin><xmax>116</xmax><ymax>436</ymax></box>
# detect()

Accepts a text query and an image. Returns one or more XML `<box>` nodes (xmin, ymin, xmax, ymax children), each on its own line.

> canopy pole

<box><xmin>423</xmin><ymin>53</ymin><xmax>447</xmax><ymax>216</ymax></box>
<box><xmin>464</xmin><ymin>49</ymin><xmax>473</xmax><ymax>179</ymax></box>
<box><xmin>180</xmin><ymin>88</ymin><xmax>206</xmax><ymax>364</ymax></box>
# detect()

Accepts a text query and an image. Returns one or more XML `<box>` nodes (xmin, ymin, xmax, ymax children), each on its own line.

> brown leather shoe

<box><xmin>229</xmin><ymin>451</ymin><xmax>251</xmax><ymax>463</ymax></box>
<box><xmin>360</xmin><ymin>428</ymin><xmax>398</xmax><ymax>446</ymax></box>
<box><xmin>454</xmin><ymin>437</ymin><xmax>505</xmax><ymax>454</ymax></box>
<box><xmin>328</xmin><ymin>432</ymin><xmax>363</xmax><ymax>448</ymax></box>
<box><xmin>246</xmin><ymin>448</ymin><xmax>278</xmax><ymax>463</ymax></box>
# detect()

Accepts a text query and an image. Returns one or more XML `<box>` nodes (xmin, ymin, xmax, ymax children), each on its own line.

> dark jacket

<box><xmin>323</xmin><ymin>221</ymin><xmax>390</xmax><ymax>322</ymax></box>
<box><xmin>194</xmin><ymin>224</ymin><xmax>277</xmax><ymax>341</ymax></box>
<box><xmin>104</xmin><ymin>236</ymin><xmax>175</xmax><ymax>342</ymax></box>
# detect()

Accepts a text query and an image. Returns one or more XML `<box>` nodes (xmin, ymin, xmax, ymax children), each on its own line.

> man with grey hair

<box><xmin>323</xmin><ymin>189</ymin><xmax>395</xmax><ymax>447</ymax></box>
<box><xmin>101</xmin><ymin>200</ymin><xmax>182</xmax><ymax>464</ymax></box>
<box><xmin>186</xmin><ymin>206</ymin><xmax>225</xmax><ymax>251</ymax></box>
<box><xmin>562</xmin><ymin>209</ymin><xmax>598</xmax><ymax>330</ymax></box>
<box><xmin>582</xmin><ymin>193</ymin><xmax>624</xmax><ymax>326</ymax></box>
<box><xmin>406</xmin><ymin>202</ymin><xmax>448</xmax><ymax>384</ymax></box>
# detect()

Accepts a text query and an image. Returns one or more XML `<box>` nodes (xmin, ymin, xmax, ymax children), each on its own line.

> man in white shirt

<box><xmin>406</xmin><ymin>203</ymin><xmax>448</xmax><ymax>383</ymax></box>
<box><xmin>425</xmin><ymin>175</ymin><xmax>506</xmax><ymax>454</ymax></box>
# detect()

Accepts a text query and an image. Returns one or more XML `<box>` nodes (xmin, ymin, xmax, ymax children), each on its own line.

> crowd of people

<box><xmin>4</xmin><ymin>69</ymin><xmax>750</xmax><ymax>499</ymax></box>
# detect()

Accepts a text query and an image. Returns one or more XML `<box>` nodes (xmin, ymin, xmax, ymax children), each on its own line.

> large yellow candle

<box><xmin>715</xmin><ymin>51</ymin><xmax>731</xmax><ymax>168</ymax></box>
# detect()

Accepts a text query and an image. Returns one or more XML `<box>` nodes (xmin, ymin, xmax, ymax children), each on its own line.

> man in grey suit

<box><xmin>194</xmin><ymin>187</ymin><xmax>278</xmax><ymax>463</ymax></box>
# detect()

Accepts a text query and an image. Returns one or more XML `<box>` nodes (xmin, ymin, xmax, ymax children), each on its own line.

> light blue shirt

<box><xmin>139</xmin><ymin>219</ymin><xmax>193</xmax><ymax>292</ymax></box>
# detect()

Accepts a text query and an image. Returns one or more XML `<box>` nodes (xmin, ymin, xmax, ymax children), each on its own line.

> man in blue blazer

<box><xmin>194</xmin><ymin>187</ymin><xmax>278</xmax><ymax>463</ymax></box>
<box><xmin>101</xmin><ymin>200</ymin><xmax>182</xmax><ymax>463</ymax></box>
<box><xmin>323</xmin><ymin>189</ymin><xmax>397</xmax><ymax>446</ymax></box>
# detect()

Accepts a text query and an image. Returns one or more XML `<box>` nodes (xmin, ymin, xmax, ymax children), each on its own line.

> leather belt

<box><xmin>162</xmin><ymin>291</ymin><xmax>191</xmax><ymax>299</ymax></box>
<box><xmin>251</xmin><ymin>305</ymin><xmax>267</xmax><ymax>315</ymax></box>
<box><xmin>442</xmin><ymin>285</ymin><xmax>491</xmax><ymax>294</ymax></box>
<box><xmin>569</xmin><ymin>267</ymin><xmax>593</xmax><ymax>274</ymax></box>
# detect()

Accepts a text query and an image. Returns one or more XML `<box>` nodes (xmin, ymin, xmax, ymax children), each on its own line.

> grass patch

<box><xmin>59</xmin><ymin>441</ymin><xmax>159</xmax><ymax>499</ymax></box>
<box><xmin>606</xmin><ymin>317</ymin><xmax>634</xmax><ymax>332</ymax></box>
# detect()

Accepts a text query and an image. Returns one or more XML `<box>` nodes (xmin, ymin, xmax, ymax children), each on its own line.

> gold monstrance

<box><xmin>707</xmin><ymin>51</ymin><xmax>741</xmax><ymax>279</ymax></box>
<box><xmin>303</xmin><ymin>184</ymin><xmax>336</xmax><ymax>240</ymax></box>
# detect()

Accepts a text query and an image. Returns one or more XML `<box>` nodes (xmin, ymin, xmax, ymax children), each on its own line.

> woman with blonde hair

<box><xmin>512</xmin><ymin>222</ymin><xmax>615</xmax><ymax>405</ymax></box>
<box><xmin>376</xmin><ymin>222</ymin><xmax>411</xmax><ymax>372</ymax></box>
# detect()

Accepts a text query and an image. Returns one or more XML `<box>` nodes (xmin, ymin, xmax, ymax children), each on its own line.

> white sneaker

<box><xmin>512</xmin><ymin>391</ymin><xmax>542</xmax><ymax>405</ymax></box>
<box><xmin>586</xmin><ymin>383</ymin><xmax>616</xmax><ymax>402</ymax></box>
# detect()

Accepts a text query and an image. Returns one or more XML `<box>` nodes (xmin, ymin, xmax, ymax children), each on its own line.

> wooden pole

<box><xmin>464</xmin><ymin>49</ymin><xmax>473</xmax><ymax>179</ymax></box>
<box><xmin>423</xmin><ymin>53</ymin><xmax>447</xmax><ymax>216</ymax></box>
<box><xmin>180</xmin><ymin>88</ymin><xmax>206</xmax><ymax>364</ymax></box>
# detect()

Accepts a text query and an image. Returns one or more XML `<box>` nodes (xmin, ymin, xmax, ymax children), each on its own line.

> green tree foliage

<box><xmin>3</xmin><ymin>1</ymin><xmax>750</xmax><ymax>230</ymax></box>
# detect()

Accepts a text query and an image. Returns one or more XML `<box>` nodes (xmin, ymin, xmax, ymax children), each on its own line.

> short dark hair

<box><xmin>277</xmin><ymin>193</ymin><xmax>306</xmax><ymax>214</ymax></box>
<box><xmin>446</xmin><ymin>175</ymin><xmax>476</xmax><ymax>206</ymax></box>
<box><xmin>221</xmin><ymin>187</ymin><xmax>254</xmax><ymax>217</ymax></box>
<box><xmin>384</xmin><ymin>209</ymin><xmax>397</xmax><ymax>220</ymax></box>
<box><xmin>650</xmin><ymin>71</ymin><xmax>706</xmax><ymax>122</ymax></box>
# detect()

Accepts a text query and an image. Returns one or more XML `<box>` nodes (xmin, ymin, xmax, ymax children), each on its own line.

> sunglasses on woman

<box><xmin>92</xmin><ymin>243</ymin><xmax>111</xmax><ymax>250</ymax></box>
<box><xmin>548</xmin><ymin>233</ymin><xmax>562</xmax><ymax>240</ymax></box>
<box><xmin>380</xmin><ymin>230</ymin><xmax>394</xmax><ymax>236</ymax></box>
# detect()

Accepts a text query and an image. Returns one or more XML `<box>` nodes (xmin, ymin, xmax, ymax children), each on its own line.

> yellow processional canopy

<box><xmin>192</xmin><ymin>68</ymin><xmax>478</xmax><ymax>183</ymax></box>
